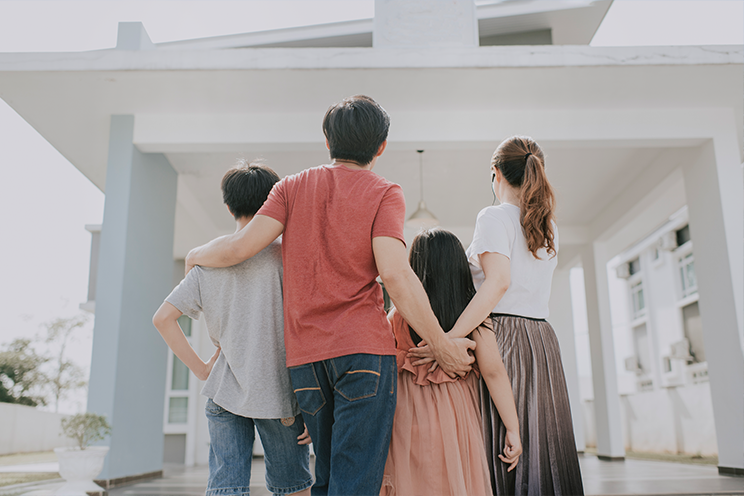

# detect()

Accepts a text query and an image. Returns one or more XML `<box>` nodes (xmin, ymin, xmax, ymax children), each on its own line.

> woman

<box><xmin>411</xmin><ymin>136</ymin><xmax>584</xmax><ymax>495</ymax></box>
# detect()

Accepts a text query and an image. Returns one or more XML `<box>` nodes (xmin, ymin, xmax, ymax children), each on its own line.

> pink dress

<box><xmin>381</xmin><ymin>310</ymin><xmax>493</xmax><ymax>496</ymax></box>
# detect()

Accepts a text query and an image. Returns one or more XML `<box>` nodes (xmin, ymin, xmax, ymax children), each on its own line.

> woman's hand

<box><xmin>297</xmin><ymin>423</ymin><xmax>312</xmax><ymax>445</ymax></box>
<box><xmin>498</xmin><ymin>429</ymin><xmax>522</xmax><ymax>472</ymax></box>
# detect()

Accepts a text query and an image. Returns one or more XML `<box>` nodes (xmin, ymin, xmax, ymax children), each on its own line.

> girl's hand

<box><xmin>407</xmin><ymin>341</ymin><xmax>435</xmax><ymax>366</ymax></box>
<box><xmin>498</xmin><ymin>429</ymin><xmax>522</xmax><ymax>472</ymax></box>
<box><xmin>297</xmin><ymin>423</ymin><xmax>312</xmax><ymax>445</ymax></box>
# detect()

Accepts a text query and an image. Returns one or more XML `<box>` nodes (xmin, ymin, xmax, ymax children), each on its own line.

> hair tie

<box><xmin>524</xmin><ymin>152</ymin><xmax>532</xmax><ymax>160</ymax></box>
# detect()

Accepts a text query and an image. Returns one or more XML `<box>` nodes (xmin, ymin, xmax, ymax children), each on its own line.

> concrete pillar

<box><xmin>580</xmin><ymin>242</ymin><xmax>625</xmax><ymax>460</ymax></box>
<box><xmin>682</xmin><ymin>141</ymin><xmax>744</xmax><ymax>475</ymax></box>
<box><xmin>87</xmin><ymin>115</ymin><xmax>177</xmax><ymax>481</ymax></box>
<box><xmin>549</xmin><ymin>267</ymin><xmax>586</xmax><ymax>452</ymax></box>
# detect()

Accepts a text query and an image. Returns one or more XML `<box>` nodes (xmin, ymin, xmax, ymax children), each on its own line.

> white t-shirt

<box><xmin>466</xmin><ymin>203</ymin><xmax>558</xmax><ymax>319</ymax></box>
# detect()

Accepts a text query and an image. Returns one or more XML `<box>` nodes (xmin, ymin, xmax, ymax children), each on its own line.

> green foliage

<box><xmin>43</xmin><ymin>316</ymin><xmax>89</xmax><ymax>412</ymax></box>
<box><xmin>60</xmin><ymin>412</ymin><xmax>112</xmax><ymax>450</ymax></box>
<box><xmin>0</xmin><ymin>338</ymin><xmax>49</xmax><ymax>407</ymax></box>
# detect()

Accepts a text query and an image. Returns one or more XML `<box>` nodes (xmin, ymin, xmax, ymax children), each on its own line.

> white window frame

<box><xmin>628</xmin><ymin>272</ymin><xmax>646</xmax><ymax>322</ymax></box>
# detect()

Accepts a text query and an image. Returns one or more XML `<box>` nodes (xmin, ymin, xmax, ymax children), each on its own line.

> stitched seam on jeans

<box><xmin>346</xmin><ymin>369</ymin><xmax>380</xmax><ymax>376</ymax></box>
<box><xmin>294</xmin><ymin>387</ymin><xmax>321</xmax><ymax>392</ymax></box>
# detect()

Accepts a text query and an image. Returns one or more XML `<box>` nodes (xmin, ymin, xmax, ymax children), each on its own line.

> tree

<box><xmin>43</xmin><ymin>315</ymin><xmax>88</xmax><ymax>413</ymax></box>
<box><xmin>0</xmin><ymin>338</ymin><xmax>49</xmax><ymax>407</ymax></box>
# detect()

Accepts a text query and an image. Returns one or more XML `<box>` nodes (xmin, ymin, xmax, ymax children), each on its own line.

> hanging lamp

<box><xmin>406</xmin><ymin>149</ymin><xmax>439</xmax><ymax>229</ymax></box>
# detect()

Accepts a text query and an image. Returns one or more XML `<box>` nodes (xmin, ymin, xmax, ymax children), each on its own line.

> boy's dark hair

<box><xmin>221</xmin><ymin>161</ymin><xmax>280</xmax><ymax>219</ymax></box>
<box><xmin>322</xmin><ymin>95</ymin><xmax>390</xmax><ymax>166</ymax></box>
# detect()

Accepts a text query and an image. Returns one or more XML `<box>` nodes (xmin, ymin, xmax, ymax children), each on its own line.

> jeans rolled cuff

<box><xmin>266</xmin><ymin>477</ymin><xmax>314</xmax><ymax>495</ymax></box>
<box><xmin>205</xmin><ymin>487</ymin><xmax>250</xmax><ymax>496</ymax></box>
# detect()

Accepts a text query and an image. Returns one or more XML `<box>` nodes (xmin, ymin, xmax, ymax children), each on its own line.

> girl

<box><xmin>412</xmin><ymin>136</ymin><xmax>584</xmax><ymax>495</ymax></box>
<box><xmin>381</xmin><ymin>228</ymin><xmax>522</xmax><ymax>496</ymax></box>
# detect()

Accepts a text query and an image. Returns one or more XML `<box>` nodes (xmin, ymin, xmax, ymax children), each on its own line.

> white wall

<box><xmin>0</xmin><ymin>402</ymin><xmax>76</xmax><ymax>455</ymax></box>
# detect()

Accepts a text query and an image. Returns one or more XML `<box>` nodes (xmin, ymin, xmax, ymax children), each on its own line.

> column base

<box><xmin>94</xmin><ymin>470</ymin><xmax>162</xmax><ymax>490</ymax></box>
<box><xmin>597</xmin><ymin>455</ymin><xmax>625</xmax><ymax>462</ymax></box>
<box><xmin>718</xmin><ymin>466</ymin><xmax>744</xmax><ymax>477</ymax></box>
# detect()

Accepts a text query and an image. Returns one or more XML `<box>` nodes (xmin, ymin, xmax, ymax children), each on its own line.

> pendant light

<box><xmin>406</xmin><ymin>149</ymin><xmax>439</xmax><ymax>229</ymax></box>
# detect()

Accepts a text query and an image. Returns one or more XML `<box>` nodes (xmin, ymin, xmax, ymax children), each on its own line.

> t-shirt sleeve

<box><xmin>256</xmin><ymin>177</ymin><xmax>289</xmax><ymax>225</ymax></box>
<box><xmin>468</xmin><ymin>206</ymin><xmax>514</xmax><ymax>266</ymax></box>
<box><xmin>165</xmin><ymin>268</ymin><xmax>203</xmax><ymax>320</ymax></box>
<box><xmin>371</xmin><ymin>184</ymin><xmax>406</xmax><ymax>245</ymax></box>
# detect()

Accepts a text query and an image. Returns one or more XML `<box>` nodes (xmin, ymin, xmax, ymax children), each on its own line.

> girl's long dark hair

<box><xmin>492</xmin><ymin>135</ymin><xmax>556</xmax><ymax>259</ymax></box>
<box><xmin>408</xmin><ymin>229</ymin><xmax>477</xmax><ymax>345</ymax></box>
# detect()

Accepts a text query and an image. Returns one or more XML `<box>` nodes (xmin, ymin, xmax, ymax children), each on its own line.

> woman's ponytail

<box><xmin>491</xmin><ymin>136</ymin><xmax>556</xmax><ymax>259</ymax></box>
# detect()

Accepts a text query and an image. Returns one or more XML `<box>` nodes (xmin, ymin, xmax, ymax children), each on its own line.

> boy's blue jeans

<box><xmin>205</xmin><ymin>399</ymin><xmax>313</xmax><ymax>496</ymax></box>
<box><xmin>289</xmin><ymin>353</ymin><xmax>397</xmax><ymax>496</ymax></box>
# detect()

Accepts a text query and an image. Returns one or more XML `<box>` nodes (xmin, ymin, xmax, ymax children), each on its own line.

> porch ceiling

<box><xmin>0</xmin><ymin>45</ymin><xmax>740</xmax><ymax>256</ymax></box>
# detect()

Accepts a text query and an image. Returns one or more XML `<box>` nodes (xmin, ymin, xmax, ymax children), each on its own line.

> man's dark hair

<box><xmin>221</xmin><ymin>161</ymin><xmax>280</xmax><ymax>219</ymax></box>
<box><xmin>322</xmin><ymin>95</ymin><xmax>390</xmax><ymax>166</ymax></box>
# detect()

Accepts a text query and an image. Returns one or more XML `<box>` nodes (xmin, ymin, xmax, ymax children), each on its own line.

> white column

<box><xmin>87</xmin><ymin>115</ymin><xmax>177</xmax><ymax>481</ymax></box>
<box><xmin>682</xmin><ymin>141</ymin><xmax>744</xmax><ymax>474</ymax></box>
<box><xmin>580</xmin><ymin>242</ymin><xmax>625</xmax><ymax>460</ymax></box>
<box><xmin>549</xmin><ymin>267</ymin><xmax>586</xmax><ymax>451</ymax></box>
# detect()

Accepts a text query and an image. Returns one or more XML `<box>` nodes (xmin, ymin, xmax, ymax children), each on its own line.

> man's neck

<box><xmin>235</xmin><ymin>215</ymin><xmax>253</xmax><ymax>232</ymax></box>
<box><xmin>331</xmin><ymin>158</ymin><xmax>376</xmax><ymax>171</ymax></box>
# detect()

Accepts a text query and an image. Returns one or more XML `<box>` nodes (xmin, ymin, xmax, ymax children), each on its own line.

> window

<box><xmin>168</xmin><ymin>397</ymin><xmax>189</xmax><ymax>424</ymax></box>
<box><xmin>678</xmin><ymin>252</ymin><xmax>697</xmax><ymax>298</ymax></box>
<box><xmin>630</xmin><ymin>280</ymin><xmax>645</xmax><ymax>319</ymax></box>
<box><xmin>171</xmin><ymin>356</ymin><xmax>189</xmax><ymax>391</ymax></box>
<box><xmin>177</xmin><ymin>315</ymin><xmax>192</xmax><ymax>337</ymax></box>
<box><xmin>628</xmin><ymin>258</ymin><xmax>641</xmax><ymax>276</ymax></box>
<box><xmin>166</xmin><ymin>316</ymin><xmax>195</xmax><ymax>426</ymax></box>
<box><xmin>682</xmin><ymin>301</ymin><xmax>705</xmax><ymax>363</ymax></box>
<box><xmin>676</xmin><ymin>224</ymin><xmax>691</xmax><ymax>247</ymax></box>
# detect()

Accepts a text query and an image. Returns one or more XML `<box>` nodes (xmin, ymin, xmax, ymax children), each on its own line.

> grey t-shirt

<box><xmin>165</xmin><ymin>239</ymin><xmax>299</xmax><ymax>419</ymax></box>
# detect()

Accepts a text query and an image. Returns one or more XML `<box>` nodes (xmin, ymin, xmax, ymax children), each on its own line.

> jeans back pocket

<box><xmin>332</xmin><ymin>354</ymin><xmax>381</xmax><ymax>402</ymax></box>
<box><xmin>290</xmin><ymin>364</ymin><xmax>326</xmax><ymax>416</ymax></box>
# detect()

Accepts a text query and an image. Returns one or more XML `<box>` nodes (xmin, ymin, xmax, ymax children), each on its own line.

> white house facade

<box><xmin>1</xmin><ymin>0</ymin><xmax>741</xmax><ymax>484</ymax></box>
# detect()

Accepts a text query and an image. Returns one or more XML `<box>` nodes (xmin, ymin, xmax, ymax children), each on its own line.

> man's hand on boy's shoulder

<box><xmin>195</xmin><ymin>347</ymin><xmax>221</xmax><ymax>381</ymax></box>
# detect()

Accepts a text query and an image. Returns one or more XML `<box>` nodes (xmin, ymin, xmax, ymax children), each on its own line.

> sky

<box><xmin>0</xmin><ymin>0</ymin><xmax>741</xmax><ymax>414</ymax></box>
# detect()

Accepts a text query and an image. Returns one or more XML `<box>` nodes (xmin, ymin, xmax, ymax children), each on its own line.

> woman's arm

<box><xmin>448</xmin><ymin>251</ymin><xmax>510</xmax><ymax>339</ymax></box>
<box><xmin>471</xmin><ymin>325</ymin><xmax>522</xmax><ymax>471</ymax></box>
<box><xmin>408</xmin><ymin>251</ymin><xmax>510</xmax><ymax>365</ymax></box>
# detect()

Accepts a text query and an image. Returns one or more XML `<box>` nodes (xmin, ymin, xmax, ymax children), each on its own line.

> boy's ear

<box><xmin>226</xmin><ymin>204</ymin><xmax>234</xmax><ymax>217</ymax></box>
<box><xmin>376</xmin><ymin>140</ymin><xmax>387</xmax><ymax>157</ymax></box>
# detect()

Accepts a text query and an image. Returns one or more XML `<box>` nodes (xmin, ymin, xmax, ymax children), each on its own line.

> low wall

<box><xmin>0</xmin><ymin>402</ymin><xmax>76</xmax><ymax>455</ymax></box>
<box><xmin>581</xmin><ymin>381</ymin><xmax>718</xmax><ymax>456</ymax></box>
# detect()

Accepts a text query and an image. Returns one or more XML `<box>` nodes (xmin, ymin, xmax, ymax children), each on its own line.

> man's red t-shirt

<box><xmin>257</xmin><ymin>164</ymin><xmax>406</xmax><ymax>367</ymax></box>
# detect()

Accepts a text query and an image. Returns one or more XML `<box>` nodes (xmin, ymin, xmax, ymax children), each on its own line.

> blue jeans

<box><xmin>205</xmin><ymin>399</ymin><xmax>313</xmax><ymax>496</ymax></box>
<box><xmin>289</xmin><ymin>354</ymin><xmax>397</xmax><ymax>496</ymax></box>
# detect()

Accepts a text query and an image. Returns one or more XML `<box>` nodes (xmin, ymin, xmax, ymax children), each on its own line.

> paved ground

<box><xmin>3</xmin><ymin>454</ymin><xmax>743</xmax><ymax>496</ymax></box>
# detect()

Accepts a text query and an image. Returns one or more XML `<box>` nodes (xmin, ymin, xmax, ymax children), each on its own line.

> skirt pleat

<box><xmin>481</xmin><ymin>315</ymin><xmax>584</xmax><ymax>496</ymax></box>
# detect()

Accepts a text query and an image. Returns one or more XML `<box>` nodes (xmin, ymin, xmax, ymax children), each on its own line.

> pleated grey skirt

<box><xmin>480</xmin><ymin>314</ymin><xmax>584</xmax><ymax>496</ymax></box>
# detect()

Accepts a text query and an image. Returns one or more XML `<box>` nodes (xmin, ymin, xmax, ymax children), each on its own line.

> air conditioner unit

<box><xmin>615</xmin><ymin>263</ymin><xmax>631</xmax><ymax>279</ymax></box>
<box><xmin>660</xmin><ymin>231</ymin><xmax>678</xmax><ymax>251</ymax></box>
<box><xmin>670</xmin><ymin>338</ymin><xmax>692</xmax><ymax>360</ymax></box>
<box><xmin>624</xmin><ymin>356</ymin><xmax>640</xmax><ymax>373</ymax></box>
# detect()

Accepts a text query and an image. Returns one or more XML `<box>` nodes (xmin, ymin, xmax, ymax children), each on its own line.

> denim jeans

<box><xmin>205</xmin><ymin>398</ymin><xmax>313</xmax><ymax>496</ymax></box>
<box><xmin>289</xmin><ymin>353</ymin><xmax>397</xmax><ymax>496</ymax></box>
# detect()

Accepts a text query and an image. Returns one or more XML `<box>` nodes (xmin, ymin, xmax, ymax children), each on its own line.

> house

<box><xmin>0</xmin><ymin>0</ymin><xmax>741</xmax><ymax>484</ymax></box>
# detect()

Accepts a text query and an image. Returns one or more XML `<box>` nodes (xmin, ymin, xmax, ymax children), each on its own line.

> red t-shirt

<box><xmin>257</xmin><ymin>164</ymin><xmax>406</xmax><ymax>367</ymax></box>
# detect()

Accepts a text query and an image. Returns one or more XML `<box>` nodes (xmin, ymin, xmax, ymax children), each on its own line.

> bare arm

<box><xmin>185</xmin><ymin>215</ymin><xmax>284</xmax><ymax>274</ymax></box>
<box><xmin>472</xmin><ymin>325</ymin><xmax>522</xmax><ymax>471</ymax></box>
<box><xmin>448</xmin><ymin>251</ymin><xmax>510</xmax><ymax>338</ymax></box>
<box><xmin>372</xmin><ymin>236</ymin><xmax>475</xmax><ymax>377</ymax></box>
<box><xmin>152</xmin><ymin>302</ymin><xmax>220</xmax><ymax>381</ymax></box>
<box><xmin>408</xmin><ymin>251</ymin><xmax>509</xmax><ymax>365</ymax></box>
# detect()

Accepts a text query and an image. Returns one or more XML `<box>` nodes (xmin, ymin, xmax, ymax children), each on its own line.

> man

<box><xmin>186</xmin><ymin>95</ymin><xmax>474</xmax><ymax>495</ymax></box>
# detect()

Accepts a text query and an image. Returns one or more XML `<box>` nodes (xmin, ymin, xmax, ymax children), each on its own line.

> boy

<box><xmin>153</xmin><ymin>162</ymin><xmax>313</xmax><ymax>496</ymax></box>
<box><xmin>185</xmin><ymin>96</ymin><xmax>475</xmax><ymax>495</ymax></box>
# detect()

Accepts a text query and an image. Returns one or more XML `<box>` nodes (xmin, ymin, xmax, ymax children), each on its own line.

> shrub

<box><xmin>60</xmin><ymin>413</ymin><xmax>112</xmax><ymax>450</ymax></box>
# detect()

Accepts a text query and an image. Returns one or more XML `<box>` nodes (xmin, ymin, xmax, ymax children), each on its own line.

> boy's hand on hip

<box><xmin>196</xmin><ymin>347</ymin><xmax>221</xmax><ymax>381</ymax></box>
